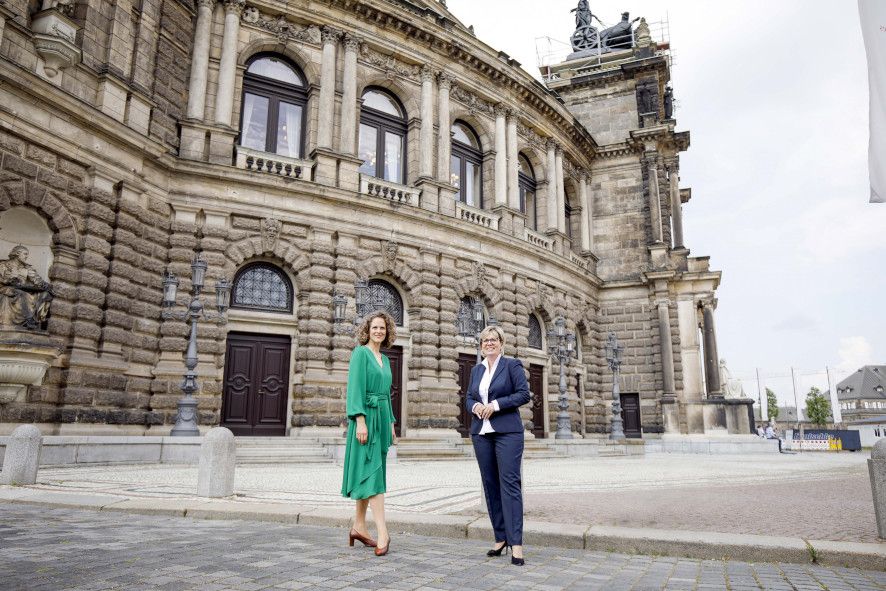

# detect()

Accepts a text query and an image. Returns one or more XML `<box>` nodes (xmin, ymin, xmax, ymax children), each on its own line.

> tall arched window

<box><xmin>518</xmin><ymin>153</ymin><xmax>537</xmax><ymax>230</ymax></box>
<box><xmin>368</xmin><ymin>279</ymin><xmax>404</xmax><ymax>326</ymax></box>
<box><xmin>231</xmin><ymin>263</ymin><xmax>293</xmax><ymax>313</ymax></box>
<box><xmin>564</xmin><ymin>196</ymin><xmax>574</xmax><ymax>240</ymax></box>
<box><xmin>358</xmin><ymin>88</ymin><xmax>407</xmax><ymax>183</ymax></box>
<box><xmin>528</xmin><ymin>314</ymin><xmax>543</xmax><ymax>349</ymax></box>
<box><xmin>239</xmin><ymin>55</ymin><xmax>307</xmax><ymax>158</ymax></box>
<box><xmin>450</xmin><ymin>121</ymin><xmax>483</xmax><ymax>207</ymax></box>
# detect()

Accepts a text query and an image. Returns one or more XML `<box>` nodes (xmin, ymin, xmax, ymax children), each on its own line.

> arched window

<box><xmin>528</xmin><ymin>315</ymin><xmax>543</xmax><ymax>349</ymax></box>
<box><xmin>231</xmin><ymin>263</ymin><xmax>293</xmax><ymax>313</ymax></box>
<box><xmin>518</xmin><ymin>154</ymin><xmax>537</xmax><ymax>230</ymax></box>
<box><xmin>450</xmin><ymin>121</ymin><xmax>483</xmax><ymax>207</ymax></box>
<box><xmin>457</xmin><ymin>296</ymin><xmax>487</xmax><ymax>337</ymax></box>
<box><xmin>368</xmin><ymin>279</ymin><xmax>404</xmax><ymax>326</ymax></box>
<box><xmin>564</xmin><ymin>196</ymin><xmax>574</xmax><ymax>240</ymax></box>
<box><xmin>239</xmin><ymin>54</ymin><xmax>308</xmax><ymax>158</ymax></box>
<box><xmin>358</xmin><ymin>88</ymin><xmax>407</xmax><ymax>183</ymax></box>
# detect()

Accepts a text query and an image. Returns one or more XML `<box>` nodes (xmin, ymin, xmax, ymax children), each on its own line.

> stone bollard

<box><xmin>869</xmin><ymin>438</ymin><xmax>886</xmax><ymax>539</ymax></box>
<box><xmin>197</xmin><ymin>427</ymin><xmax>236</xmax><ymax>498</ymax></box>
<box><xmin>0</xmin><ymin>424</ymin><xmax>42</xmax><ymax>485</ymax></box>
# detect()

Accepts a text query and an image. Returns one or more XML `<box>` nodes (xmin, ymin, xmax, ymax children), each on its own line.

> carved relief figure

<box><xmin>0</xmin><ymin>246</ymin><xmax>54</xmax><ymax>330</ymax></box>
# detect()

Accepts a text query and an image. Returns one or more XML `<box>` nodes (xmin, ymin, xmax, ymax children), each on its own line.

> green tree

<box><xmin>766</xmin><ymin>388</ymin><xmax>779</xmax><ymax>420</ymax></box>
<box><xmin>805</xmin><ymin>386</ymin><xmax>831</xmax><ymax>426</ymax></box>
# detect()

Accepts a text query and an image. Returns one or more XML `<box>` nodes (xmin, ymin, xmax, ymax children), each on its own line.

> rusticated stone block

<box><xmin>2</xmin><ymin>154</ymin><xmax>38</xmax><ymax>178</ymax></box>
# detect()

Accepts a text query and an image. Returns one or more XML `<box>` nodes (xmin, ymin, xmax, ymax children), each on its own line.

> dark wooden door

<box><xmin>222</xmin><ymin>333</ymin><xmax>290</xmax><ymax>436</ymax></box>
<box><xmin>620</xmin><ymin>393</ymin><xmax>642</xmax><ymax>438</ymax></box>
<box><xmin>382</xmin><ymin>345</ymin><xmax>403</xmax><ymax>436</ymax></box>
<box><xmin>457</xmin><ymin>353</ymin><xmax>477</xmax><ymax>437</ymax></box>
<box><xmin>529</xmin><ymin>364</ymin><xmax>545</xmax><ymax>438</ymax></box>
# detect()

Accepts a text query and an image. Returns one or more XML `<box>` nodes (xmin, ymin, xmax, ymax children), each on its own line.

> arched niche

<box><xmin>0</xmin><ymin>207</ymin><xmax>53</xmax><ymax>278</ymax></box>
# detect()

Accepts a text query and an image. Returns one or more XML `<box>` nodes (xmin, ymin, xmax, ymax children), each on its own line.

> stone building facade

<box><xmin>0</xmin><ymin>0</ymin><xmax>730</xmax><ymax>439</ymax></box>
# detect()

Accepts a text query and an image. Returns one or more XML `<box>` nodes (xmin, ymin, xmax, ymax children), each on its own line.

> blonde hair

<box><xmin>479</xmin><ymin>325</ymin><xmax>505</xmax><ymax>346</ymax></box>
<box><xmin>356</xmin><ymin>311</ymin><xmax>396</xmax><ymax>348</ymax></box>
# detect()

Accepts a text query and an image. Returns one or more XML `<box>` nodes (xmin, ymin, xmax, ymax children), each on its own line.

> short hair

<box><xmin>357</xmin><ymin>311</ymin><xmax>396</xmax><ymax>348</ymax></box>
<box><xmin>479</xmin><ymin>325</ymin><xmax>505</xmax><ymax>346</ymax></box>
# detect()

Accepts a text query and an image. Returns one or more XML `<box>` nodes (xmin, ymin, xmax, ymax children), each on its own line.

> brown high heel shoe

<box><xmin>374</xmin><ymin>537</ymin><xmax>391</xmax><ymax>556</ymax></box>
<box><xmin>348</xmin><ymin>528</ymin><xmax>377</xmax><ymax>547</ymax></box>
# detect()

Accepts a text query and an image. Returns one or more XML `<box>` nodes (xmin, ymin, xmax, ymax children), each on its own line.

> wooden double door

<box><xmin>382</xmin><ymin>345</ymin><xmax>403</xmax><ymax>436</ymax></box>
<box><xmin>222</xmin><ymin>332</ymin><xmax>290</xmax><ymax>436</ymax></box>
<box><xmin>620</xmin><ymin>393</ymin><xmax>642</xmax><ymax>438</ymax></box>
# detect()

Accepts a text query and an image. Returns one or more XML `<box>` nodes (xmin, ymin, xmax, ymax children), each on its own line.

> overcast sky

<box><xmin>445</xmin><ymin>0</ymin><xmax>885</xmax><ymax>406</ymax></box>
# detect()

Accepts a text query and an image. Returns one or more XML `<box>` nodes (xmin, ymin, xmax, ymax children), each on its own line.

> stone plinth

<box><xmin>869</xmin><ymin>439</ymin><xmax>886</xmax><ymax>539</ymax></box>
<box><xmin>0</xmin><ymin>424</ymin><xmax>42</xmax><ymax>485</ymax></box>
<box><xmin>0</xmin><ymin>329</ymin><xmax>61</xmax><ymax>405</ymax></box>
<box><xmin>197</xmin><ymin>427</ymin><xmax>235</xmax><ymax>498</ymax></box>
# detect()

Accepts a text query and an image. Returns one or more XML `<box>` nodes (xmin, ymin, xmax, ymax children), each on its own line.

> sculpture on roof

<box><xmin>569</xmin><ymin>3</ymin><xmax>641</xmax><ymax>54</ymax></box>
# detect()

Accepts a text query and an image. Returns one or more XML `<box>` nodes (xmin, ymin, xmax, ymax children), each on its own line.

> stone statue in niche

<box><xmin>663</xmin><ymin>84</ymin><xmax>674</xmax><ymax>119</ymax></box>
<box><xmin>0</xmin><ymin>246</ymin><xmax>54</xmax><ymax>330</ymax></box>
<box><xmin>636</xmin><ymin>80</ymin><xmax>658</xmax><ymax>116</ymax></box>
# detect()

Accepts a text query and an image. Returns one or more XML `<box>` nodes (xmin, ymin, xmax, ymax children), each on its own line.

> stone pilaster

<box><xmin>545</xmin><ymin>139</ymin><xmax>558</xmax><ymax>232</ymax></box>
<box><xmin>555</xmin><ymin>146</ymin><xmax>566</xmax><ymax>233</ymax></box>
<box><xmin>494</xmin><ymin>104</ymin><xmax>507</xmax><ymax>206</ymax></box>
<box><xmin>666</xmin><ymin>158</ymin><xmax>685</xmax><ymax>249</ymax></box>
<box><xmin>339</xmin><ymin>35</ymin><xmax>360</xmax><ymax>155</ymax></box>
<box><xmin>186</xmin><ymin>0</ymin><xmax>215</xmax><ymax>121</ymax></box>
<box><xmin>506</xmin><ymin>110</ymin><xmax>519</xmax><ymax>210</ymax></box>
<box><xmin>436</xmin><ymin>73</ymin><xmax>452</xmax><ymax>183</ymax></box>
<box><xmin>578</xmin><ymin>171</ymin><xmax>591</xmax><ymax>252</ymax></box>
<box><xmin>644</xmin><ymin>150</ymin><xmax>664</xmax><ymax>244</ymax></box>
<box><xmin>656</xmin><ymin>298</ymin><xmax>676</xmax><ymax>397</ymax></box>
<box><xmin>317</xmin><ymin>27</ymin><xmax>341</xmax><ymax>150</ymax></box>
<box><xmin>213</xmin><ymin>0</ymin><xmax>244</xmax><ymax>127</ymax></box>
<box><xmin>419</xmin><ymin>66</ymin><xmax>435</xmax><ymax>178</ymax></box>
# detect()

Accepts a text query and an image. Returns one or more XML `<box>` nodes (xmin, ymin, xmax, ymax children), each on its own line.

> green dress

<box><xmin>341</xmin><ymin>345</ymin><xmax>395</xmax><ymax>500</ymax></box>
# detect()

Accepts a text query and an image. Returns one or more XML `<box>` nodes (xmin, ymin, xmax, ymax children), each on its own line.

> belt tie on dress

<box><xmin>363</xmin><ymin>393</ymin><xmax>392</xmax><ymax>469</ymax></box>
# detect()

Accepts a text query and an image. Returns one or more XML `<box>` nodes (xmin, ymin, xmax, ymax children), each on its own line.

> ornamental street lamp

<box><xmin>161</xmin><ymin>255</ymin><xmax>231</xmax><ymax>437</ymax></box>
<box><xmin>332</xmin><ymin>279</ymin><xmax>387</xmax><ymax>327</ymax></box>
<box><xmin>604</xmin><ymin>331</ymin><xmax>626</xmax><ymax>440</ymax></box>
<box><xmin>455</xmin><ymin>296</ymin><xmax>493</xmax><ymax>363</ymax></box>
<box><xmin>547</xmin><ymin>316</ymin><xmax>575</xmax><ymax>439</ymax></box>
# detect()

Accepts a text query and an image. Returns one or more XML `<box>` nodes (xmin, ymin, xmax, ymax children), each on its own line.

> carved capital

<box><xmin>196</xmin><ymin>0</ymin><xmax>216</xmax><ymax>10</ymax></box>
<box><xmin>580</xmin><ymin>169</ymin><xmax>591</xmax><ymax>183</ymax></box>
<box><xmin>546</xmin><ymin>138</ymin><xmax>558</xmax><ymax>152</ymax></box>
<box><xmin>321</xmin><ymin>25</ymin><xmax>342</xmax><ymax>44</ymax></box>
<box><xmin>493</xmin><ymin>103</ymin><xmax>508</xmax><ymax>118</ymax></box>
<box><xmin>222</xmin><ymin>0</ymin><xmax>245</xmax><ymax>15</ymax></box>
<box><xmin>437</xmin><ymin>71</ymin><xmax>452</xmax><ymax>90</ymax></box>
<box><xmin>343</xmin><ymin>33</ymin><xmax>362</xmax><ymax>53</ymax></box>
<box><xmin>664</xmin><ymin>157</ymin><xmax>679</xmax><ymax>174</ymax></box>
<box><xmin>420</xmin><ymin>65</ymin><xmax>434</xmax><ymax>82</ymax></box>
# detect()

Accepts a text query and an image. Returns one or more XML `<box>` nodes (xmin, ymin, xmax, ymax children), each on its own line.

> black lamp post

<box><xmin>604</xmin><ymin>331</ymin><xmax>626</xmax><ymax>440</ymax></box>
<box><xmin>547</xmin><ymin>317</ymin><xmax>575</xmax><ymax>439</ymax></box>
<box><xmin>161</xmin><ymin>255</ymin><xmax>230</xmax><ymax>436</ymax></box>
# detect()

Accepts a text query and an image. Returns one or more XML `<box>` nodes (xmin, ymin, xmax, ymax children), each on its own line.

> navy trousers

<box><xmin>472</xmin><ymin>431</ymin><xmax>524</xmax><ymax>545</ymax></box>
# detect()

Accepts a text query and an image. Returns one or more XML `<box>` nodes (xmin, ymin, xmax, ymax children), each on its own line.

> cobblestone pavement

<box><xmin>29</xmin><ymin>453</ymin><xmax>877</xmax><ymax>542</ymax></box>
<box><xmin>2</xmin><ymin>504</ymin><xmax>884</xmax><ymax>591</ymax></box>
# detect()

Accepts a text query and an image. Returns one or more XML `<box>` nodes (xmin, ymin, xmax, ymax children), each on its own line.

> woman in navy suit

<box><xmin>466</xmin><ymin>325</ymin><xmax>531</xmax><ymax>566</ymax></box>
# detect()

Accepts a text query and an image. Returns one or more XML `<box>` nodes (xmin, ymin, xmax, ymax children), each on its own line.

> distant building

<box><xmin>846</xmin><ymin>414</ymin><xmax>886</xmax><ymax>447</ymax></box>
<box><xmin>834</xmin><ymin>366</ymin><xmax>886</xmax><ymax>421</ymax></box>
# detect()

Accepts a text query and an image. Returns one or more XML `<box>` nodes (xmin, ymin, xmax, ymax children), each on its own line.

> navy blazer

<box><xmin>465</xmin><ymin>356</ymin><xmax>531</xmax><ymax>435</ymax></box>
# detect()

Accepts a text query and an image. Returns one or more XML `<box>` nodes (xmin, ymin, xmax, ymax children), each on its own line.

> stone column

<box><xmin>545</xmin><ymin>139</ymin><xmax>558</xmax><ymax>231</ymax></box>
<box><xmin>213</xmin><ymin>0</ymin><xmax>244</xmax><ymax>127</ymax></box>
<box><xmin>419</xmin><ymin>66</ymin><xmax>435</xmax><ymax>177</ymax></box>
<box><xmin>436</xmin><ymin>73</ymin><xmax>452</xmax><ymax>183</ymax></box>
<box><xmin>317</xmin><ymin>26</ymin><xmax>341</xmax><ymax>150</ymax></box>
<box><xmin>657</xmin><ymin>299</ymin><xmax>676</xmax><ymax>396</ymax></box>
<box><xmin>494</xmin><ymin>104</ymin><xmax>507</xmax><ymax>206</ymax></box>
<box><xmin>645</xmin><ymin>151</ymin><xmax>664</xmax><ymax>243</ymax></box>
<box><xmin>339</xmin><ymin>34</ymin><xmax>360</xmax><ymax>155</ymax></box>
<box><xmin>578</xmin><ymin>172</ymin><xmax>591</xmax><ymax>251</ymax></box>
<box><xmin>667</xmin><ymin>158</ymin><xmax>685</xmax><ymax>248</ymax></box>
<box><xmin>701</xmin><ymin>300</ymin><xmax>722</xmax><ymax>396</ymax></box>
<box><xmin>186</xmin><ymin>0</ymin><xmax>215</xmax><ymax>121</ymax></box>
<box><xmin>506</xmin><ymin>110</ymin><xmax>520</xmax><ymax>210</ymax></box>
<box><xmin>555</xmin><ymin>147</ymin><xmax>566</xmax><ymax>233</ymax></box>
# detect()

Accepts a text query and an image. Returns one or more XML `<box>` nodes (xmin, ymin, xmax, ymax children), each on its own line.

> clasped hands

<box><xmin>472</xmin><ymin>403</ymin><xmax>496</xmax><ymax>420</ymax></box>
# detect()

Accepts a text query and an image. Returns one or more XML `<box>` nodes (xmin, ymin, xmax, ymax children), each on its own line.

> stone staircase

<box><xmin>393</xmin><ymin>438</ymin><xmax>472</xmax><ymax>461</ymax></box>
<box><xmin>234</xmin><ymin>437</ymin><xmax>331</xmax><ymax>464</ymax></box>
<box><xmin>522</xmin><ymin>439</ymin><xmax>570</xmax><ymax>459</ymax></box>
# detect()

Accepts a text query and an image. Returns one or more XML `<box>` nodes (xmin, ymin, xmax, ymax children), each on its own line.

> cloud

<box><xmin>835</xmin><ymin>336</ymin><xmax>875</xmax><ymax>375</ymax></box>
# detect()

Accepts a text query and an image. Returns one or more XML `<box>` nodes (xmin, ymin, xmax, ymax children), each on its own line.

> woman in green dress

<box><xmin>341</xmin><ymin>310</ymin><xmax>398</xmax><ymax>556</ymax></box>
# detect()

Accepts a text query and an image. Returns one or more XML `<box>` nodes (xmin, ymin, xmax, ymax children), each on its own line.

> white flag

<box><xmin>859</xmin><ymin>0</ymin><xmax>886</xmax><ymax>203</ymax></box>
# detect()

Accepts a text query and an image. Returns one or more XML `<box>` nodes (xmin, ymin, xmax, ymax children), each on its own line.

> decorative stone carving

<box><xmin>420</xmin><ymin>64</ymin><xmax>434</xmax><ymax>82</ymax></box>
<box><xmin>0</xmin><ymin>247</ymin><xmax>53</xmax><ymax>331</ymax></box>
<box><xmin>450</xmin><ymin>84</ymin><xmax>494</xmax><ymax>117</ymax></box>
<box><xmin>516</xmin><ymin>122</ymin><xmax>546</xmax><ymax>150</ymax></box>
<box><xmin>382</xmin><ymin>241</ymin><xmax>398</xmax><ymax>271</ymax></box>
<box><xmin>437</xmin><ymin>71</ymin><xmax>452</xmax><ymax>90</ymax></box>
<box><xmin>635</xmin><ymin>17</ymin><xmax>652</xmax><ymax>47</ymax></box>
<box><xmin>31</xmin><ymin>3</ymin><xmax>81</xmax><ymax>78</ymax></box>
<box><xmin>223</xmin><ymin>0</ymin><xmax>245</xmax><ymax>15</ymax></box>
<box><xmin>0</xmin><ymin>330</ymin><xmax>60</xmax><ymax>405</ymax></box>
<box><xmin>636</xmin><ymin>79</ymin><xmax>658</xmax><ymax>116</ymax></box>
<box><xmin>261</xmin><ymin>217</ymin><xmax>281</xmax><ymax>253</ymax></box>
<box><xmin>472</xmin><ymin>261</ymin><xmax>486</xmax><ymax>286</ymax></box>
<box><xmin>344</xmin><ymin>34</ymin><xmax>361</xmax><ymax>53</ymax></box>
<box><xmin>240</xmin><ymin>7</ymin><xmax>321</xmax><ymax>45</ymax></box>
<box><xmin>359</xmin><ymin>45</ymin><xmax>419</xmax><ymax>80</ymax></box>
<box><xmin>320</xmin><ymin>25</ymin><xmax>342</xmax><ymax>44</ymax></box>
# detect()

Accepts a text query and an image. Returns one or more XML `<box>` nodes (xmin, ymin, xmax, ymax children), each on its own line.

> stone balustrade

<box><xmin>570</xmin><ymin>252</ymin><xmax>589</xmax><ymax>271</ymax></box>
<box><xmin>235</xmin><ymin>146</ymin><xmax>310</xmax><ymax>179</ymax></box>
<box><xmin>524</xmin><ymin>227</ymin><xmax>553</xmax><ymax>251</ymax></box>
<box><xmin>455</xmin><ymin>201</ymin><xmax>500</xmax><ymax>231</ymax></box>
<box><xmin>359</xmin><ymin>175</ymin><xmax>419</xmax><ymax>205</ymax></box>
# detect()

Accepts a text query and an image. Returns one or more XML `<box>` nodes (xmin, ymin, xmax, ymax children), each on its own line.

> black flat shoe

<box><xmin>511</xmin><ymin>555</ymin><xmax>525</xmax><ymax>566</ymax></box>
<box><xmin>487</xmin><ymin>542</ymin><xmax>509</xmax><ymax>557</ymax></box>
